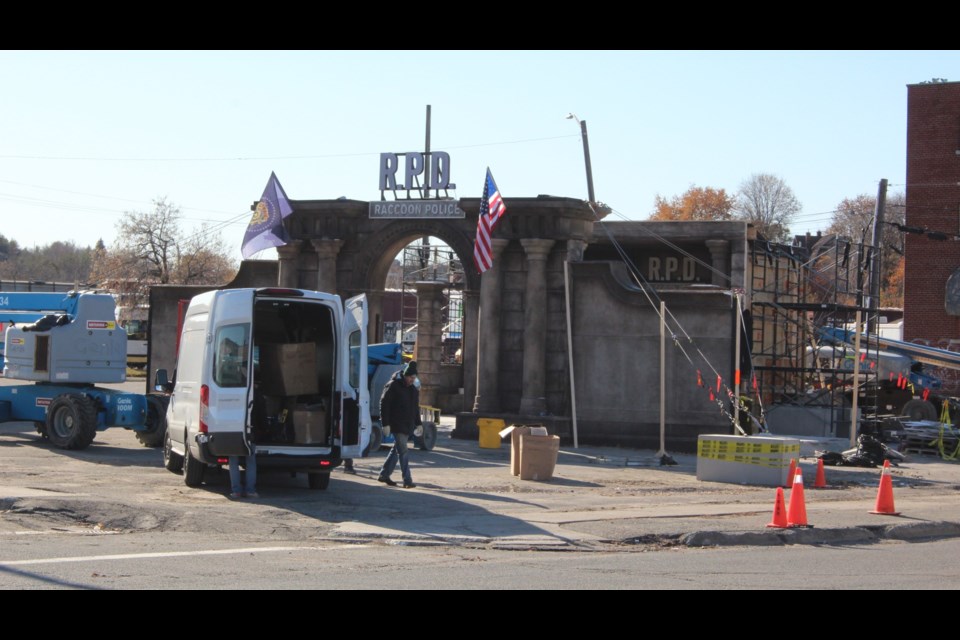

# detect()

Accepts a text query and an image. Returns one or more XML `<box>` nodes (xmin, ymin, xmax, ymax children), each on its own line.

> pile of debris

<box><xmin>818</xmin><ymin>434</ymin><xmax>906</xmax><ymax>468</ymax></box>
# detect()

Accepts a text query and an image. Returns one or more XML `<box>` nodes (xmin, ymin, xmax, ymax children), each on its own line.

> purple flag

<box><xmin>241</xmin><ymin>172</ymin><xmax>294</xmax><ymax>259</ymax></box>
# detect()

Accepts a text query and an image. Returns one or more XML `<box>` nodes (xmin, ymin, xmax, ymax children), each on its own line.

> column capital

<box><xmin>414</xmin><ymin>281</ymin><xmax>447</xmax><ymax>295</ymax></box>
<box><xmin>520</xmin><ymin>238</ymin><xmax>555</xmax><ymax>260</ymax></box>
<box><xmin>491</xmin><ymin>238</ymin><xmax>510</xmax><ymax>257</ymax></box>
<box><xmin>276</xmin><ymin>241</ymin><xmax>303</xmax><ymax>260</ymax></box>
<box><xmin>310</xmin><ymin>238</ymin><xmax>344</xmax><ymax>259</ymax></box>
<box><xmin>566</xmin><ymin>239</ymin><xmax>588</xmax><ymax>262</ymax></box>
<box><xmin>705</xmin><ymin>239</ymin><xmax>730</xmax><ymax>254</ymax></box>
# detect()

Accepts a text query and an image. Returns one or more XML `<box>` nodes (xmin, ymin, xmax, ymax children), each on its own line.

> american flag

<box><xmin>473</xmin><ymin>168</ymin><xmax>506</xmax><ymax>273</ymax></box>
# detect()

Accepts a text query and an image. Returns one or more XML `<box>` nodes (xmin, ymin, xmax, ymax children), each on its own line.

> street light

<box><xmin>566</xmin><ymin>113</ymin><xmax>596</xmax><ymax>205</ymax></box>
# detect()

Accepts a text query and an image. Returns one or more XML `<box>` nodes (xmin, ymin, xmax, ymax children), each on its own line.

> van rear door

<box><xmin>206</xmin><ymin>289</ymin><xmax>254</xmax><ymax>456</ymax></box>
<box><xmin>339</xmin><ymin>294</ymin><xmax>369</xmax><ymax>458</ymax></box>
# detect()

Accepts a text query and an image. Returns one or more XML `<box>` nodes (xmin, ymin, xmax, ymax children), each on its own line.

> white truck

<box><xmin>156</xmin><ymin>287</ymin><xmax>371</xmax><ymax>490</ymax></box>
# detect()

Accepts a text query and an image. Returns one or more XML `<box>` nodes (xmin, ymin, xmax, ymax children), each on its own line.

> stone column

<box><xmin>414</xmin><ymin>281</ymin><xmax>446</xmax><ymax>408</ymax></box>
<box><xmin>519</xmin><ymin>238</ymin><xmax>555</xmax><ymax>415</ymax></box>
<box><xmin>310</xmin><ymin>238</ymin><xmax>343</xmax><ymax>294</ymax></box>
<box><xmin>731</xmin><ymin>240</ymin><xmax>747</xmax><ymax>298</ymax></box>
<box><xmin>276</xmin><ymin>241</ymin><xmax>302</xmax><ymax>288</ymax></box>
<box><xmin>462</xmin><ymin>289</ymin><xmax>479</xmax><ymax>413</ymax></box>
<box><xmin>366</xmin><ymin>290</ymin><xmax>384</xmax><ymax>344</ymax></box>
<box><xmin>473</xmin><ymin>239</ymin><xmax>510</xmax><ymax>413</ymax></box>
<box><xmin>705</xmin><ymin>239</ymin><xmax>731</xmax><ymax>287</ymax></box>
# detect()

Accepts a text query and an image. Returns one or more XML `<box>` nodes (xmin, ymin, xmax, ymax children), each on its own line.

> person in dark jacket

<box><xmin>377</xmin><ymin>360</ymin><xmax>421</xmax><ymax>488</ymax></box>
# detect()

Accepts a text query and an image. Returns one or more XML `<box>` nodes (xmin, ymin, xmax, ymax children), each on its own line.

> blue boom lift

<box><xmin>0</xmin><ymin>291</ymin><xmax>158</xmax><ymax>450</ymax></box>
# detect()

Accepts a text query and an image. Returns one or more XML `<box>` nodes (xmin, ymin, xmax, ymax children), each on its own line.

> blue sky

<box><xmin>1</xmin><ymin>50</ymin><xmax>955</xmax><ymax>259</ymax></box>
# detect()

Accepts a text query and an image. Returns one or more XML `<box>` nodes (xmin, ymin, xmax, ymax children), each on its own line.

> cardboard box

<box><xmin>499</xmin><ymin>425</ymin><xmax>533</xmax><ymax>476</ymax></box>
<box><xmin>258</xmin><ymin>343</ymin><xmax>319</xmax><ymax>397</ymax></box>
<box><xmin>519</xmin><ymin>434</ymin><xmax>560</xmax><ymax>481</ymax></box>
<box><xmin>292</xmin><ymin>405</ymin><xmax>327</xmax><ymax>445</ymax></box>
<box><xmin>696</xmin><ymin>434</ymin><xmax>801</xmax><ymax>486</ymax></box>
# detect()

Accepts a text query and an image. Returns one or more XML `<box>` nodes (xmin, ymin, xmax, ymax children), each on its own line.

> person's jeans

<box><xmin>229</xmin><ymin>446</ymin><xmax>257</xmax><ymax>494</ymax></box>
<box><xmin>380</xmin><ymin>432</ymin><xmax>412</xmax><ymax>484</ymax></box>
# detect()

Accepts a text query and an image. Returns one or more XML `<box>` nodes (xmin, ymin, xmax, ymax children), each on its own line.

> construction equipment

<box><xmin>0</xmin><ymin>291</ymin><xmax>152</xmax><ymax>450</ymax></box>
<box><xmin>365</xmin><ymin>341</ymin><xmax>437</xmax><ymax>453</ymax></box>
<box><xmin>819</xmin><ymin>326</ymin><xmax>960</xmax><ymax>422</ymax></box>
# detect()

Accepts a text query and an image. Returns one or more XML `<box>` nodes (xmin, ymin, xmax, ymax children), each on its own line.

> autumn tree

<box><xmin>881</xmin><ymin>256</ymin><xmax>905</xmax><ymax>307</ymax></box>
<box><xmin>734</xmin><ymin>173</ymin><xmax>801</xmax><ymax>243</ymax></box>
<box><xmin>90</xmin><ymin>197</ymin><xmax>237</xmax><ymax>306</ymax></box>
<box><xmin>650</xmin><ymin>185</ymin><xmax>735</xmax><ymax>221</ymax></box>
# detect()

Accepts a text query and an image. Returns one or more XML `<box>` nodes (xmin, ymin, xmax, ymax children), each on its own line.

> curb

<box><xmin>679</xmin><ymin>521</ymin><xmax>960</xmax><ymax>547</ymax></box>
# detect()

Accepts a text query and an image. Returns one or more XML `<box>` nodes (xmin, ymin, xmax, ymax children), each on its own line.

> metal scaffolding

<box><xmin>399</xmin><ymin>238</ymin><xmax>465</xmax><ymax>365</ymax></box>
<box><xmin>749</xmin><ymin>236</ymin><xmax>881</xmax><ymax>438</ymax></box>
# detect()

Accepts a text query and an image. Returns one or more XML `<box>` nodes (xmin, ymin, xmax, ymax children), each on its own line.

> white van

<box><xmin>157</xmin><ymin>287</ymin><xmax>370</xmax><ymax>490</ymax></box>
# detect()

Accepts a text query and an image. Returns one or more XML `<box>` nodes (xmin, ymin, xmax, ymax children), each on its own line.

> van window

<box><xmin>214</xmin><ymin>323</ymin><xmax>250</xmax><ymax>388</ymax></box>
<box><xmin>349</xmin><ymin>330</ymin><xmax>361</xmax><ymax>389</ymax></box>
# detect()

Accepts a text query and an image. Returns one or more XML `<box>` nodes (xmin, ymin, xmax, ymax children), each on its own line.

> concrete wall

<box><xmin>569</xmin><ymin>262</ymin><xmax>735</xmax><ymax>451</ymax></box>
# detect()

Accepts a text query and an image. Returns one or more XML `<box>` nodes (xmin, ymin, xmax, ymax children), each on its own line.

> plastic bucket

<box><xmin>477</xmin><ymin>417</ymin><xmax>505</xmax><ymax>449</ymax></box>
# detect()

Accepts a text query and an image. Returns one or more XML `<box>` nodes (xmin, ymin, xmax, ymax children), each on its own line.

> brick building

<box><xmin>904</xmin><ymin>81</ymin><xmax>960</xmax><ymax>343</ymax></box>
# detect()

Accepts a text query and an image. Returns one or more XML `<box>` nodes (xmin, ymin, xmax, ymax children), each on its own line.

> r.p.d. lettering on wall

<box><xmin>646</xmin><ymin>256</ymin><xmax>701</xmax><ymax>282</ymax></box>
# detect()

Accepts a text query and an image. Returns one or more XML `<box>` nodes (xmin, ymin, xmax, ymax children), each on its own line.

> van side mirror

<box><xmin>154</xmin><ymin>368</ymin><xmax>174</xmax><ymax>393</ymax></box>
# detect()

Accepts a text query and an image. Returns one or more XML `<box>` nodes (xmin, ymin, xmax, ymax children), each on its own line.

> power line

<box><xmin>0</xmin><ymin>134</ymin><xmax>579</xmax><ymax>163</ymax></box>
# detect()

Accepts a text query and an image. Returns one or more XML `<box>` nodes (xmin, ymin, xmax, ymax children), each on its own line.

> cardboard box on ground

<box><xmin>498</xmin><ymin>424</ymin><xmax>559</xmax><ymax>481</ymax></box>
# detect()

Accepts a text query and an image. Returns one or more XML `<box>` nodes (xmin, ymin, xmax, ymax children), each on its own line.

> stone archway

<box><xmin>271</xmin><ymin>196</ymin><xmax>601</xmax><ymax>421</ymax></box>
<box><xmin>351</xmin><ymin>220</ymin><xmax>479</xmax><ymax>408</ymax></box>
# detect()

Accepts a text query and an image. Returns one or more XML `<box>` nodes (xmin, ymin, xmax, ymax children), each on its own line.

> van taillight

<box><xmin>320</xmin><ymin>460</ymin><xmax>331</xmax><ymax>467</ymax></box>
<box><xmin>199</xmin><ymin>384</ymin><xmax>209</xmax><ymax>433</ymax></box>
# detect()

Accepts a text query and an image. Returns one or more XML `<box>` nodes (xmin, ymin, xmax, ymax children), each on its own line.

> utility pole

<box><xmin>868</xmin><ymin>178</ymin><xmax>888</xmax><ymax>332</ymax></box>
<box><xmin>566</xmin><ymin>114</ymin><xmax>596</xmax><ymax>204</ymax></box>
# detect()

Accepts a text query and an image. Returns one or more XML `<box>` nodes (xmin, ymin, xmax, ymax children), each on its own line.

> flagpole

<box><xmin>564</xmin><ymin>259</ymin><xmax>579</xmax><ymax>449</ymax></box>
<box><xmin>472</xmin><ymin>303</ymin><xmax>482</xmax><ymax>412</ymax></box>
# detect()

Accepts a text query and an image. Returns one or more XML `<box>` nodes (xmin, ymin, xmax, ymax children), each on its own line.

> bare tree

<box><xmin>174</xmin><ymin>224</ymin><xmax>236</xmax><ymax>285</ymax></box>
<box><xmin>119</xmin><ymin>197</ymin><xmax>181</xmax><ymax>285</ymax></box>
<box><xmin>91</xmin><ymin>198</ymin><xmax>237</xmax><ymax>306</ymax></box>
<box><xmin>735</xmin><ymin>173</ymin><xmax>801</xmax><ymax>243</ymax></box>
<box><xmin>828</xmin><ymin>192</ymin><xmax>906</xmax><ymax>307</ymax></box>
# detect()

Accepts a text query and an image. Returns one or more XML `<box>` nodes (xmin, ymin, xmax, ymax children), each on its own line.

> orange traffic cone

<box><xmin>784</xmin><ymin>458</ymin><xmax>797</xmax><ymax>488</ymax></box>
<box><xmin>870</xmin><ymin>460</ymin><xmax>901</xmax><ymax>516</ymax></box>
<box><xmin>787</xmin><ymin>467</ymin><xmax>809</xmax><ymax>527</ymax></box>
<box><xmin>766</xmin><ymin>487</ymin><xmax>789</xmax><ymax>528</ymax></box>
<box><xmin>814</xmin><ymin>458</ymin><xmax>827</xmax><ymax>489</ymax></box>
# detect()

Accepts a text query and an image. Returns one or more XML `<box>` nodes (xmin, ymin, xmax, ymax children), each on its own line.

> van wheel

<box><xmin>308</xmin><ymin>473</ymin><xmax>330</xmax><ymax>490</ymax></box>
<box><xmin>183</xmin><ymin>444</ymin><xmax>205</xmax><ymax>487</ymax></box>
<box><xmin>46</xmin><ymin>394</ymin><xmax>98</xmax><ymax>450</ymax></box>
<box><xmin>417</xmin><ymin>421</ymin><xmax>437</xmax><ymax>451</ymax></box>
<box><xmin>163</xmin><ymin>428</ymin><xmax>183</xmax><ymax>473</ymax></box>
<box><xmin>902</xmin><ymin>399</ymin><xmax>938</xmax><ymax>421</ymax></box>
<box><xmin>136</xmin><ymin>395</ymin><xmax>168</xmax><ymax>448</ymax></box>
